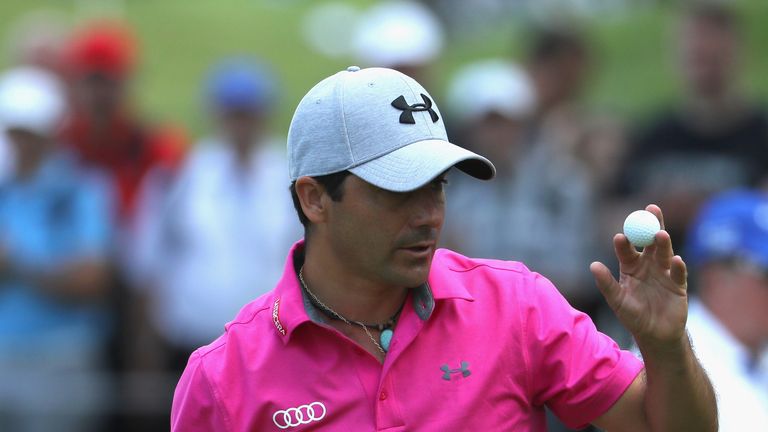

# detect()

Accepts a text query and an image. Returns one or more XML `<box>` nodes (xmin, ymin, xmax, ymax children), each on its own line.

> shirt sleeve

<box><xmin>522</xmin><ymin>272</ymin><xmax>644</xmax><ymax>429</ymax></box>
<box><xmin>172</xmin><ymin>351</ymin><xmax>230</xmax><ymax>432</ymax></box>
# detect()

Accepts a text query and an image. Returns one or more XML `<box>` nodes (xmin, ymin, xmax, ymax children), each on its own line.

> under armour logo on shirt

<box><xmin>440</xmin><ymin>361</ymin><xmax>471</xmax><ymax>380</ymax></box>
<box><xmin>391</xmin><ymin>94</ymin><xmax>439</xmax><ymax>124</ymax></box>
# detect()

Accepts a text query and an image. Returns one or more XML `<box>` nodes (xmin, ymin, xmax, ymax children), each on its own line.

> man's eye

<box><xmin>431</xmin><ymin>178</ymin><xmax>448</xmax><ymax>189</ymax></box>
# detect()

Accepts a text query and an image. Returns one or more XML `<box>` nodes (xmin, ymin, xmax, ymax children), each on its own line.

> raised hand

<box><xmin>590</xmin><ymin>204</ymin><xmax>689</xmax><ymax>347</ymax></box>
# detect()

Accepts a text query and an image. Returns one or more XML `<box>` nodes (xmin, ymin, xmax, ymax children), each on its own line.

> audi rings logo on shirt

<box><xmin>272</xmin><ymin>402</ymin><xmax>327</xmax><ymax>429</ymax></box>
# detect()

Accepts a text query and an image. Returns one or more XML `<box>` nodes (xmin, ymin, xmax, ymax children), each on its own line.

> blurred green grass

<box><xmin>0</xmin><ymin>0</ymin><xmax>766</xmax><ymax>139</ymax></box>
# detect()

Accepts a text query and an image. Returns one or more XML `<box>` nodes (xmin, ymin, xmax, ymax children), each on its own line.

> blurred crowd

<box><xmin>0</xmin><ymin>1</ymin><xmax>766</xmax><ymax>431</ymax></box>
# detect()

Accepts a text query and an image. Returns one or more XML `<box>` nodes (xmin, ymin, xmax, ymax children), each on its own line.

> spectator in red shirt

<box><xmin>59</xmin><ymin>21</ymin><xmax>186</xmax><ymax>225</ymax></box>
<box><xmin>56</xmin><ymin>23</ymin><xmax>188</xmax><ymax>429</ymax></box>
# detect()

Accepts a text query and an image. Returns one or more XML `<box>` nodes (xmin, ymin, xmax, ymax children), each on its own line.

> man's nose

<box><xmin>410</xmin><ymin>186</ymin><xmax>445</xmax><ymax>228</ymax></box>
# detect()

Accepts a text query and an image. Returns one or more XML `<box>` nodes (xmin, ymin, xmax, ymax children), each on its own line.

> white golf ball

<box><xmin>623</xmin><ymin>210</ymin><xmax>660</xmax><ymax>247</ymax></box>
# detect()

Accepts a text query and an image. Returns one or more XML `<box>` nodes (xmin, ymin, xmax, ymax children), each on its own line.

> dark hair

<box><xmin>686</xmin><ymin>2</ymin><xmax>740</xmax><ymax>34</ymax></box>
<box><xmin>290</xmin><ymin>170</ymin><xmax>351</xmax><ymax>229</ymax></box>
<box><xmin>526</xmin><ymin>27</ymin><xmax>587</xmax><ymax>65</ymax></box>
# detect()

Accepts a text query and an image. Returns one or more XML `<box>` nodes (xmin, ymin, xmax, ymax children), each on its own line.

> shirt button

<box><xmin>379</xmin><ymin>391</ymin><xmax>387</xmax><ymax>401</ymax></box>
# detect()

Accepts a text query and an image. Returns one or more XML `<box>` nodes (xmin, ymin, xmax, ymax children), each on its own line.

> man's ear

<box><xmin>295</xmin><ymin>176</ymin><xmax>329</xmax><ymax>225</ymax></box>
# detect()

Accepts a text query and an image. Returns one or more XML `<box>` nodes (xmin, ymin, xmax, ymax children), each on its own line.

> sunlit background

<box><xmin>1</xmin><ymin>0</ymin><xmax>766</xmax><ymax>134</ymax></box>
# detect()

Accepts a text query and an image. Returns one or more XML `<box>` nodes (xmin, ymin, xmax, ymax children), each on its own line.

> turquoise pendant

<box><xmin>380</xmin><ymin>329</ymin><xmax>393</xmax><ymax>352</ymax></box>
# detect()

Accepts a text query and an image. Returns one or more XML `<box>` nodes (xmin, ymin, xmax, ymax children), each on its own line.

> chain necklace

<box><xmin>298</xmin><ymin>266</ymin><xmax>402</xmax><ymax>354</ymax></box>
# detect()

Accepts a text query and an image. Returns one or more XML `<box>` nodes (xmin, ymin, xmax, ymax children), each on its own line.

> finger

<box><xmin>670</xmin><ymin>255</ymin><xmax>688</xmax><ymax>289</ymax></box>
<box><xmin>614</xmin><ymin>233</ymin><xmax>640</xmax><ymax>267</ymax></box>
<box><xmin>645</xmin><ymin>204</ymin><xmax>665</xmax><ymax>230</ymax></box>
<box><xmin>653</xmin><ymin>230</ymin><xmax>674</xmax><ymax>270</ymax></box>
<box><xmin>642</xmin><ymin>239</ymin><xmax>657</xmax><ymax>256</ymax></box>
<box><xmin>590</xmin><ymin>261</ymin><xmax>623</xmax><ymax>308</ymax></box>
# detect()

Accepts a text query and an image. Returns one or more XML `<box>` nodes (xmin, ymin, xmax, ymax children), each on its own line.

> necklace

<box><xmin>298</xmin><ymin>266</ymin><xmax>402</xmax><ymax>354</ymax></box>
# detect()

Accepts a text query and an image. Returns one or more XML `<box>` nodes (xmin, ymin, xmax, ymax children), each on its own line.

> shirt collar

<box><xmin>270</xmin><ymin>241</ymin><xmax>311</xmax><ymax>343</ymax></box>
<box><xmin>271</xmin><ymin>241</ymin><xmax>474</xmax><ymax>342</ymax></box>
<box><xmin>427</xmin><ymin>248</ymin><xmax>475</xmax><ymax>303</ymax></box>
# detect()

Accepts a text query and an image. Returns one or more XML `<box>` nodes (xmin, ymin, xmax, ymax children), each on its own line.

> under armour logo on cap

<box><xmin>391</xmin><ymin>94</ymin><xmax>439</xmax><ymax>124</ymax></box>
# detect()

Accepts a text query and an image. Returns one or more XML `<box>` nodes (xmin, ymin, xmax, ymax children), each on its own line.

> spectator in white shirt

<box><xmin>133</xmin><ymin>58</ymin><xmax>301</xmax><ymax>370</ymax></box>
<box><xmin>684</xmin><ymin>189</ymin><xmax>768</xmax><ymax>431</ymax></box>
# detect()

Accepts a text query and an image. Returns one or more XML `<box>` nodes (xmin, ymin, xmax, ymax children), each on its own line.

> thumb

<box><xmin>590</xmin><ymin>261</ymin><xmax>622</xmax><ymax>309</ymax></box>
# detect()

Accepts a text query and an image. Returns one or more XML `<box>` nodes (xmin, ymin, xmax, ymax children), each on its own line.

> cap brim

<box><xmin>349</xmin><ymin>139</ymin><xmax>495</xmax><ymax>192</ymax></box>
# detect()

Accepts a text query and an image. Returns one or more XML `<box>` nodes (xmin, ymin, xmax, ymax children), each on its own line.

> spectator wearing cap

<box><xmin>442</xmin><ymin>59</ymin><xmax>534</xmax><ymax>249</ymax></box>
<box><xmin>684</xmin><ymin>189</ymin><xmax>768</xmax><ymax>430</ymax></box>
<box><xmin>0</xmin><ymin>9</ymin><xmax>72</xmax><ymax>187</ymax></box>
<box><xmin>352</xmin><ymin>1</ymin><xmax>444</xmax><ymax>85</ymax></box>
<box><xmin>0</xmin><ymin>67</ymin><xmax>114</xmax><ymax>431</ymax></box>
<box><xmin>445</xmin><ymin>59</ymin><xmax>534</xmax><ymax>177</ymax></box>
<box><xmin>131</xmin><ymin>58</ymin><xmax>301</xmax><ymax>373</ymax></box>
<box><xmin>446</xmin><ymin>58</ymin><xmax>598</xmax><ymax>315</ymax></box>
<box><xmin>59</xmin><ymin>21</ymin><xmax>186</xmax><ymax>228</ymax></box>
<box><xmin>53</xmin><ymin>22</ymin><xmax>189</xmax><ymax>428</ymax></box>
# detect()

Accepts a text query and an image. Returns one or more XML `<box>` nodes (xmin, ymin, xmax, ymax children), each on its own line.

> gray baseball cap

<box><xmin>287</xmin><ymin>66</ymin><xmax>495</xmax><ymax>192</ymax></box>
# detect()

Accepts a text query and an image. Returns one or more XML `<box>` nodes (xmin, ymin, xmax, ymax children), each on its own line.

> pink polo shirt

<box><xmin>172</xmin><ymin>241</ymin><xmax>643</xmax><ymax>431</ymax></box>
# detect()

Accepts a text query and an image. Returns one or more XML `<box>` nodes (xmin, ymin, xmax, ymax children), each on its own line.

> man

<box><xmin>447</xmin><ymin>55</ymin><xmax>600</xmax><ymax>312</ymax></box>
<box><xmin>60</xmin><ymin>20</ymin><xmax>186</xmax><ymax>228</ymax></box>
<box><xmin>684</xmin><ymin>190</ymin><xmax>768</xmax><ymax>430</ymax></box>
<box><xmin>134</xmin><ymin>58</ymin><xmax>301</xmax><ymax>371</ymax></box>
<box><xmin>0</xmin><ymin>67</ymin><xmax>113</xmax><ymax>431</ymax></box>
<box><xmin>445</xmin><ymin>59</ymin><xmax>599</xmax><ymax>432</ymax></box>
<box><xmin>524</xmin><ymin>27</ymin><xmax>590</xmax><ymax>122</ymax></box>
<box><xmin>172</xmin><ymin>66</ymin><xmax>716</xmax><ymax>430</ymax></box>
<box><xmin>0</xmin><ymin>9</ymin><xmax>71</xmax><ymax>184</ymax></box>
<box><xmin>58</xmin><ymin>22</ymin><xmax>187</xmax><ymax>408</ymax></box>
<box><xmin>621</xmin><ymin>3</ymin><xmax>768</xmax><ymax>245</ymax></box>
